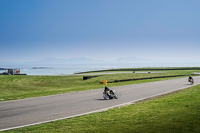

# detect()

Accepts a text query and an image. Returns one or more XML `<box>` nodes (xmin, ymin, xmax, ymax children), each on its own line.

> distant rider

<box><xmin>188</xmin><ymin>76</ymin><xmax>193</xmax><ymax>81</ymax></box>
<box><xmin>188</xmin><ymin>76</ymin><xmax>194</xmax><ymax>84</ymax></box>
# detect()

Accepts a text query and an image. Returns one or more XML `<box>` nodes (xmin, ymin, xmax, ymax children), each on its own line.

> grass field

<box><xmin>1</xmin><ymin>69</ymin><xmax>199</xmax><ymax>102</ymax></box>
<box><xmin>2</xmin><ymin>84</ymin><xmax>200</xmax><ymax>133</ymax></box>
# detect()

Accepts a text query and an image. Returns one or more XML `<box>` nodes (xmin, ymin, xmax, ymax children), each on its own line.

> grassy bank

<box><xmin>75</xmin><ymin>67</ymin><xmax>200</xmax><ymax>74</ymax></box>
<box><xmin>3</xmin><ymin>84</ymin><xmax>200</xmax><ymax>133</ymax></box>
<box><xmin>0</xmin><ymin>69</ymin><xmax>199</xmax><ymax>101</ymax></box>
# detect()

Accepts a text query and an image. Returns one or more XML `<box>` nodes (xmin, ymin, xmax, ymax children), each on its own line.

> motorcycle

<box><xmin>103</xmin><ymin>89</ymin><xmax>118</xmax><ymax>100</ymax></box>
<box><xmin>189</xmin><ymin>78</ymin><xmax>194</xmax><ymax>85</ymax></box>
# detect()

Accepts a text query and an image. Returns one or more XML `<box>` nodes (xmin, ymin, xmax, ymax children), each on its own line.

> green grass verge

<box><xmin>0</xmin><ymin>70</ymin><xmax>199</xmax><ymax>102</ymax></box>
<box><xmin>3</xmin><ymin>84</ymin><xmax>200</xmax><ymax>133</ymax></box>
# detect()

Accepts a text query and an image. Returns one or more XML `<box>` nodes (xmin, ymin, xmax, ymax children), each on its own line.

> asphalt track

<box><xmin>0</xmin><ymin>76</ymin><xmax>200</xmax><ymax>131</ymax></box>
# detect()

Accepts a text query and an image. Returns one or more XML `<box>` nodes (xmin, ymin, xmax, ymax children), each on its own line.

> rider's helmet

<box><xmin>105</xmin><ymin>86</ymin><xmax>109</xmax><ymax>91</ymax></box>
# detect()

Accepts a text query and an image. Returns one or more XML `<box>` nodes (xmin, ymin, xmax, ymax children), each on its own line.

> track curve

<box><xmin>1</xmin><ymin>76</ymin><xmax>200</xmax><ymax>131</ymax></box>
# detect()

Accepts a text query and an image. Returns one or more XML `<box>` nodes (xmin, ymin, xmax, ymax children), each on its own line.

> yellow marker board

<box><xmin>103</xmin><ymin>80</ymin><xmax>107</xmax><ymax>85</ymax></box>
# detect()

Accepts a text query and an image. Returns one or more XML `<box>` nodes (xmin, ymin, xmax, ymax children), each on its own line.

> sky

<box><xmin>0</xmin><ymin>0</ymin><xmax>200</xmax><ymax>63</ymax></box>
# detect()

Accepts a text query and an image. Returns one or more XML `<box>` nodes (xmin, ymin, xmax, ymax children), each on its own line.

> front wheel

<box><xmin>190</xmin><ymin>79</ymin><xmax>194</xmax><ymax>85</ymax></box>
<box><xmin>114</xmin><ymin>93</ymin><xmax>118</xmax><ymax>99</ymax></box>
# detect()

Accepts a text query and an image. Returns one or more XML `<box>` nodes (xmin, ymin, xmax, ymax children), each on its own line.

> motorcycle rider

<box><xmin>104</xmin><ymin>86</ymin><xmax>111</xmax><ymax>96</ymax></box>
<box><xmin>104</xmin><ymin>86</ymin><xmax>115</xmax><ymax>96</ymax></box>
<box><xmin>103</xmin><ymin>86</ymin><xmax>118</xmax><ymax>99</ymax></box>
<box><xmin>188</xmin><ymin>76</ymin><xmax>193</xmax><ymax>82</ymax></box>
<box><xmin>104</xmin><ymin>86</ymin><xmax>112</xmax><ymax>96</ymax></box>
<box><xmin>188</xmin><ymin>75</ymin><xmax>194</xmax><ymax>84</ymax></box>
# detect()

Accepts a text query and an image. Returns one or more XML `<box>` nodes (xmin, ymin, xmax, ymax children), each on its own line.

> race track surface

<box><xmin>1</xmin><ymin>76</ymin><xmax>200</xmax><ymax>131</ymax></box>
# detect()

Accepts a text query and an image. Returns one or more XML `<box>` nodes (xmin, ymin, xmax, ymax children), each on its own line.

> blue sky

<box><xmin>0</xmin><ymin>0</ymin><xmax>200</xmax><ymax>62</ymax></box>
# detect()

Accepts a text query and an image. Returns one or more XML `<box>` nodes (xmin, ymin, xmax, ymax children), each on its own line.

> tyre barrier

<box><xmin>83</xmin><ymin>75</ymin><xmax>101</xmax><ymax>80</ymax></box>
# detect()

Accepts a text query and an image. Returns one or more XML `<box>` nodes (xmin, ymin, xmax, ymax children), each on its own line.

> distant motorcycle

<box><xmin>189</xmin><ymin>78</ymin><xmax>194</xmax><ymax>85</ymax></box>
<box><xmin>103</xmin><ymin>89</ymin><xmax>118</xmax><ymax>100</ymax></box>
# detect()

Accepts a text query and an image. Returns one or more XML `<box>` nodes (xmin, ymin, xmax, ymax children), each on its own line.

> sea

<box><xmin>1</xmin><ymin>62</ymin><xmax>200</xmax><ymax>76</ymax></box>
